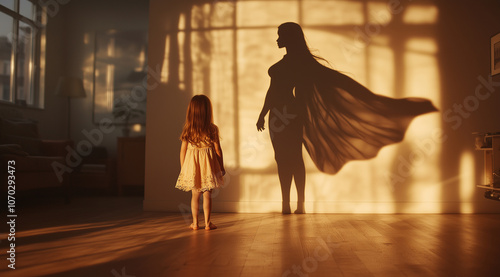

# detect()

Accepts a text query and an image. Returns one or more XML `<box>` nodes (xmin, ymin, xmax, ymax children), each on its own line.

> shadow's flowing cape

<box><xmin>294</xmin><ymin>56</ymin><xmax>438</xmax><ymax>174</ymax></box>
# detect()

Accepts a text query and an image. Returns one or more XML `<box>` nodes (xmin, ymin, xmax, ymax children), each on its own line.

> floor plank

<box><xmin>1</xmin><ymin>197</ymin><xmax>500</xmax><ymax>277</ymax></box>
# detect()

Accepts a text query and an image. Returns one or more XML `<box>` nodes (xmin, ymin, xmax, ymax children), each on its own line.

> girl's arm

<box><xmin>214</xmin><ymin>137</ymin><xmax>225</xmax><ymax>175</ymax></box>
<box><xmin>179</xmin><ymin>140</ymin><xmax>188</xmax><ymax>167</ymax></box>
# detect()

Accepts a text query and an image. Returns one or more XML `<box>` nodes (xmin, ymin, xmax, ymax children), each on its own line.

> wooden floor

<box><xmin>2</xmin><ymin>196</ymin><xmax>500</xmax><ymax>277</ymax></box>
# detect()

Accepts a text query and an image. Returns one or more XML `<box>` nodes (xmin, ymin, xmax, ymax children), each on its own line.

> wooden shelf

<box><xmin>475</xmin><ymin>134</ymin><xmax>500</xmax><ymax>195</ymax></box>
<box><xmin>477</xmin><ymin>185</ymin><xmax>500</xmax><ymax>191</ymax></box>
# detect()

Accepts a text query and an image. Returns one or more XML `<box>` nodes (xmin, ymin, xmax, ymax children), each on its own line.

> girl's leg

<box><xmin>191</xmin><ymin>190</ymin><xmax>201</xmax><ymax>229</ymax></box>
<box><xmin>203</xmin><ymin>190</ymin><xmax>217</xmax><ymax>230</ymax></box>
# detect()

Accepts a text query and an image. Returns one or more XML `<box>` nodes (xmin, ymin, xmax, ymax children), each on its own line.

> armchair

<box><xmin>0</xmin><ymin>107</ymin><xmax>73</xmax><ymax>202</ymax></box>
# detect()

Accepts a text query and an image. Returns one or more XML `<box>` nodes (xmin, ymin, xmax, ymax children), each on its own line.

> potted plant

<box><xmin>112</xmin><ymin>100</ymin><xmax>145</xmax><ymax>137</ymax></box>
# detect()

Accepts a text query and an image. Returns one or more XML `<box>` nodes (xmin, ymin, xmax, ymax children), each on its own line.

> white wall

<box><xmin>144</xmin><ymin>0</ymin><xmax>500</xmax><ymax>213</ymax></box>
<box><xmin>143</xmin><ymin>1</ymin><xmax>192</xmax><ymax>212</ymax></box>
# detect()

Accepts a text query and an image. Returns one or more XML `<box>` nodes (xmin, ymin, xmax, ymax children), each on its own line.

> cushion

<box><xmin>0</xmin><ymin>118</ymin><xmax>39</xmax><ymax>138</ymax></box>
<box><xmin>1</xmin><ymin>135</ymin><xmax>42</xmax><ymax>156</ymax></box>
<box><xmin>0</xmin><ymin>117</ymin><xmax>41</xmax><ymax>155</ymax></box>
<box><xmin>2</xmin><ymin>155</ymin><xmax>65</xmax><ymax>172</ymax></box>
<box><xmin>0</xmin><ymin>107</ymin><xmax>25</xmax><ymax>120</ymax></box>
<box><xmin>0</xmin><ymin>144</ymin><xmax>29</xmax><ymax>156</ymax></box>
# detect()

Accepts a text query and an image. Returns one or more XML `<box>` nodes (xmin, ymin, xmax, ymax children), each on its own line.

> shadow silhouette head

<box><xmin>277</xmin><ymin>22</ymin><xmax>308</xmax><ymax>53</ymax></box>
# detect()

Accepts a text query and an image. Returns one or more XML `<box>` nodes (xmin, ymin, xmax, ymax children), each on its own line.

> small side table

<box><xmin>116</xmin><ymin>136</ymin><xmax>145</xmax><ymax>195</ymax></box>
<box><xmin>72</xmin><ymin>146</ymin><xmax>116</xmax><ymax>195</ymax></box>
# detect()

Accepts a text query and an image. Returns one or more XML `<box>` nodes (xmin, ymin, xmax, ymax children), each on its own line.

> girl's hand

<box><xmin>256</xmin><ymin>116</ymin><xmax>265</xmax><ymax>131</ymax></box>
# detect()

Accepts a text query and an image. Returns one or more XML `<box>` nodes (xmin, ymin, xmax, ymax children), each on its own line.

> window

<box><xmin>0</xmin><ymin>0</ymin><xmax>45</xmax><ymax>108</ymax></box>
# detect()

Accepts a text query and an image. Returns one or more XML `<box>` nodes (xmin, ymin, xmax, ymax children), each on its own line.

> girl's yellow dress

<box><xmin>175</xmin><ymin>142</ymin><xmax>224</xmax><ymax>192</ymax></box>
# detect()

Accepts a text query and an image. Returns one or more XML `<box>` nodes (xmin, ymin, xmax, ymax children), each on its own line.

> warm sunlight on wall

<box><xmin>168</xmin><ymin>0</ymin><xmax>444</xmax><ymax>213</ymax></box>
<box><xmin>459</xmin><ymin>151</ymin><xmax>475</xmax><ymax>213</ymax></box>
<box><xmin>161</xmin><ymin>35</ymin><xmax>169</xmax><ymax>83</ymax></box>
<box><xmin>403</xmin><ymin>4</ymin><xmax>438</xmax><ymax>24</ymax></box>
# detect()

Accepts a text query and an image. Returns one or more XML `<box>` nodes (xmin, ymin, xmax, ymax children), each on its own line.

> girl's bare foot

<box><xmin>190</xmin><ymin>223</ymin><xmax>199</xmax><ymax>230</ymax></box>
<box><xmin>205</xmin><ymin>222</ymin><xmax>217</xmax><ymax>230</ymax></box>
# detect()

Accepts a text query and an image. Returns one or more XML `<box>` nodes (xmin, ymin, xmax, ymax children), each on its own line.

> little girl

<box><xmin>175</xmin><ymin>95</ymin><xmax>225</xmax><ymax>230</ymax></box>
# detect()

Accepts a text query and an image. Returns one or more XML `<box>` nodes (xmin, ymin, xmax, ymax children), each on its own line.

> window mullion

<box><xmin>0</xmin><ymin>6</ymin><xmax>36</xmax><ymax>25</ymax></box>
<box><xmin>0</xmin><ymin>4</ymin><xmax>18</xmax><ymax>18</ymax></box>
<box><xmin>11</xmin><ymin>0</ymin><xmax>19</xmax><ymax>103</ymax></box>
<box><xmin>32</xmin><ymin>4</ymin><xmax>41</xmax><ymax>105</ymax></box>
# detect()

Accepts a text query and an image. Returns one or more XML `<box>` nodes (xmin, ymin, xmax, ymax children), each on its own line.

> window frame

<box><xmin>0</xmin><ymin>0</ymin><xmax>45</xmax><ymax>108</ymax></box>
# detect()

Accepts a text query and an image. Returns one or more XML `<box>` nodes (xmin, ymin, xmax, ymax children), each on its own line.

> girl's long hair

<box><xmin>180</xmin><ymin>94</ymin><xmax>219</xmax><ymax>146</ymax></box>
